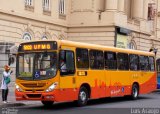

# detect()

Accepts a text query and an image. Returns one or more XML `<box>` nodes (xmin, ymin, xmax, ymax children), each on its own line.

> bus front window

<box><xmin>34</xmin><ymin>52</ymin><xmax>57</xmax><ymax>80</ymax></box>
<box><xmin>17</xmin><ymin>52</ymin><xmax>57</xmax><ymax>80</ymax></box>
<box><xmin>18</xmin><ymin>54</ymin><xmax>34</xmax><ymax>79</ymax></box>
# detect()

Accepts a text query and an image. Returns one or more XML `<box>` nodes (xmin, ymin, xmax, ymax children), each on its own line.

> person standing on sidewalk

<box><xmin>1</xmin><ymin>65</ymin><xmax>12</xmax><ymax>103</ymax></box>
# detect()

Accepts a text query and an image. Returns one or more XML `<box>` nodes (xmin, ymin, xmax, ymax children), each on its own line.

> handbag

<box><xmin>3</xmin><ymin>75</ymin><xmax>11</xmax><ymax>84</ymax></box>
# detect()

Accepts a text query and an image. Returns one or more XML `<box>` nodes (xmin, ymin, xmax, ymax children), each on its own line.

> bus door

<box><xmin>58</xmin><ymin>46</ymin><xmax>77</xmax><ymax>101</ymax></box>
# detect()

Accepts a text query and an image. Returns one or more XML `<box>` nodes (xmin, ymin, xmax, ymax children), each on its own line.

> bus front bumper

<box><xmin>15</xmin><ymin>90</ymin><xmax>55</xmax><ymax>101</ymax></box>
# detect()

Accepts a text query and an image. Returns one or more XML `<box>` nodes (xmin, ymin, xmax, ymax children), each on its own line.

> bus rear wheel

<box><xmin>131</xmin><ymin>84</ymin><xmax>139</xmax><ymax>100</ymax></box>
<box><xmin>41</xmin><ymin>101</ymin><xmax>54</xmax><ymax>107</ymax></box>
<box><xmin>77</xmin><ymin>87</ymin><xmax>89</xmax><ymax>107</ymax></box>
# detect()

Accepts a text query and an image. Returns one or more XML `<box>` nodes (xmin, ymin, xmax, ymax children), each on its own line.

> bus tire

<box><xmin>77</xmin><ymin>87</ymin><xmax>89</xmax><ymax>107</ymax></box>
<box><xmin>41</xmin><ymin>101</ymin><xmax>54</xmax><ymax>106</ymax></box>
<box><xmin>131</xmin><ymin>84</ymin><xmax>139</xmax><ymax>100</ymax></box>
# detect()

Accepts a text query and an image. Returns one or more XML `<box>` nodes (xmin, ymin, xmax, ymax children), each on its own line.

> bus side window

<box><xmin>149</xmin><ymin>56</ymin><xmax>155</xmax><ymax>71</ymax></box>
<box><xmin>60</xmin><ymin>50</ymin><xmax>75</xmax><ymax>75</ymax></box>
<box><xmin>156</xmin><ymin>59</ymin><xmax>160</xmax><ymax>77</ymax></box>
<box><xmin>89</xmin><ymin>50</ymin><xmax>104</xmax><ymax>69</ymax></box>
<box><xmin>117</xmin><ymin>53</ymin><xmax>129</xmax><ymax>70</ymax></box>
<box><xmin>139</xmin><ymin>56</ymin><xmax>149</xmax><ymax>71</ymax></box>
<box><xmin>129</xmin><ymin>54</ymin><xmax>139</xmax><ymax>71</ymax></box>
<box><xmin>104</xmin><ymin>51</ymin><xmax>117</xmax><ymax>70</ymax></box>
<box><xmin>76</xmin><ymin>48</ymin><xmax>89</xmax><ymax>69</ymax></box>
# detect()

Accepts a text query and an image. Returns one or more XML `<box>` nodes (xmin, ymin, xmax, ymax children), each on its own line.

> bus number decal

<box><xmin>23</xmin><ymin>45</ymin><xmax>32</xmax><ymax>50</ymax></box>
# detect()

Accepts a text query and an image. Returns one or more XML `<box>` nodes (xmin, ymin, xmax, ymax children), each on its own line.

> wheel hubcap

<box><xmin>133</xmin><ymin>87</ymin><xmax>138</xmax><ymax>98</ymax></box>
<box><xmin>80</xmin><ymin>91</ymin><xmax>86</xmax><ymax>102</ymax></box>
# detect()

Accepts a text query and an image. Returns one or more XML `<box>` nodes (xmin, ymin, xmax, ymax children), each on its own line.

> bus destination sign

<box><xmin>23</xmin><ymin>44</ymin><xmax>51</xmax><ymax>50</ymax></box>
<box><xmin>18</xmin><ymin>41</ymin><xmax>57</xmax><ymax>51</ymax></box>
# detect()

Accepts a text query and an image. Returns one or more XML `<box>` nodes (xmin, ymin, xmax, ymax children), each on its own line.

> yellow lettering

<box><xmin>23</xmin><ymin>44</ymin><xmax>52</xmax><ymax>51</ymax></box>
<box><xmin>23</xmin><ymin>45</ymin><xmax>32</xmax><ymax>50</ymax></box>
<box><xmin>47</xmin><ymin>44</ymin><xmax>51</xmax><ymax>49</ymax></box>
<box><xmin>38</xmin><ymin>45</ymin><xmax>41</xmax><ymax>49</ymax></box>
<box><xmin>34</xmin><ymin>45</ymin><xmax>38</xmax><ymax>50</ymax></box>
<box><xmin>42</xmin><ymin>44</ymin><xmax>46</xmax><ymax>49</ymax></box>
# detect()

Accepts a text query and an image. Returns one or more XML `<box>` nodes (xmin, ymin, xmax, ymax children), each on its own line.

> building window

<box><xmin>25</xmin><ymin>0</ymin><xmax>33</xmax><ymax>6</ymax></box>
<box><xmin>43</xmin><ymin>0</ymin><xmax>51</xmax><ymax>11</ymax></box>
<box><xmin>148</xmin><ymin>3</ymin><xmax>156</xmax><ymax>21</ymax></box>
<box><xmin>25</xmin><ymin>0</ymin><xmax>34</xmax><ymax>11</ymax></box>
<box><xmin>129</xmin><ymin>41</ymin><xmax>136</xmax><ymax>50</ymax></box>
<box><xmin>23</xmin><ymin>32</ymin><xmax>32</xmax><ymax>41</ymax></box>
<box><xmin>59</xmin><ymin>0</ymin><xmax>66</xmax><ymax>15</ymax></box>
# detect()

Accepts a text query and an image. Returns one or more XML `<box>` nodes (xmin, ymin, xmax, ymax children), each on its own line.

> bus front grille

<box><xmin>21</xmin><ymin>83</ymin><xmax>46</xmax><ymax>88</ymax></box>
<box><xmin>25</xmin><ymin>89</ymin><xmax>44</xmax><ymax>92</ymax></box>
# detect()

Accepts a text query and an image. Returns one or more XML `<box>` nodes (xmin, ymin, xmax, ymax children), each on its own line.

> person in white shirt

<box><xmin>1</xmin><ymin>65</ymin><xmax>12</xmax><ymax>103</ymax></box>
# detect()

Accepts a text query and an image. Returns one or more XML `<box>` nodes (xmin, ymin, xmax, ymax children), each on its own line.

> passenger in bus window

<box><xmin>90</xmin><ymin>55</ymin><xmax>95</xmax><ymax>68</ymax></box>
<box><xmin>60</xmin><ymin>59</ymin><xmax>67</xmax><ymax>73</ymax></box>
<box><xmin>97</xmin><ymin>53</ymin><xmax>103</xmax><ymax>69</ymax></box>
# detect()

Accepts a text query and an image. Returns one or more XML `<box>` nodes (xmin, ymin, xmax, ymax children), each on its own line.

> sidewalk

<box><xmin>0</xmin><ymin>85</ymin><xmax>40</xmax><ymax>107</ymax></box>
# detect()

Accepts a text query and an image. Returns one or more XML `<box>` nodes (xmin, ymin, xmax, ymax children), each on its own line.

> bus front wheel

<box><xmin>41</xmin><ymin>101</ymin><xmax>54</xmax><ymax>106</ymax></box>
<box><xmin>131</xmin><ymin>84</ymin><xmax>139</xmax><ymax>100</ymax></box>
<box><xmin>77</xmin><ymin>87</ymin><xmax>89</xmax><ymax>107</ymax></box>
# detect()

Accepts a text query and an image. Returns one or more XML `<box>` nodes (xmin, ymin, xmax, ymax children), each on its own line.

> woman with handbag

<box><xmin>1</xmin><ymin>65</ymin><xmax>12</xmax><ymax>103</ymax></box>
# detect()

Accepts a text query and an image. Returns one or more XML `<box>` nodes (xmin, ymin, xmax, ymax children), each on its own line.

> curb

<box><xmin>155</xmin><ymin>89</ymin><xmax>160</xmax><ymax>92</ymax></box>
<box><xmin>152</xmin><ymin>89</ymin><xmax>160</xmax><ymax>93</ymax></box>
<box><xmin>0</xmin><ymin>103</ymin><xmax>25</xmax><ymax>108</ymax></box>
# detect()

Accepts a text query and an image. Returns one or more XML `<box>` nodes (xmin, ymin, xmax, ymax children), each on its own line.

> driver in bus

<box><xmin>60</xmin><ymin>59</ymin><xmax>67</xmax><ymax>74</ymax></box>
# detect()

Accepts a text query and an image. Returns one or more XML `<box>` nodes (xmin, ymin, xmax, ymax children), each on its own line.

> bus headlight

<box><xmin>15</xmin><ymin>84</ymin><xmax>23</xmax><ymax>92</ymax></box>
<box><xmin>46</xmin><ymin>82</ymin><xmax>58</xmax><ymax>92</ymax></box>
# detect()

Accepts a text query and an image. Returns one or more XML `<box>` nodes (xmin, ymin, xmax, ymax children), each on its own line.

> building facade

<box><xmin>0</xmin><ymin>0</ymin><xmax>160</xmax><ymax>76</ymax></box>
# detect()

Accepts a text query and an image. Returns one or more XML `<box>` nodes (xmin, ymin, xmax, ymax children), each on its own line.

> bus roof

<box><xmin>19</xmin><ymin>40</ymin><xmax>155</xmax><ymax>56</ymax></box>
<box><xmin>59</xmin><ymin>40</ymin><xmax>155</xmax><ymax>56</ymax></box>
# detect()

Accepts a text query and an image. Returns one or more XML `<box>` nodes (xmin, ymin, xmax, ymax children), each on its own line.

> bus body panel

<box><xmin>139</xmin><ymin>72</ymin><xmax>157</xmax><ymax>94</ymax></box>
<box><xmin>88</xmin><ymin>70</ymin><xmax>106</xmax><ymax>98</ymax></box>
<box><xmin>109</xmin><ymin>71</ymin><xmax>131</xmax><ymax>97</ymax></box>
<box><xmin>15</xmin><ymin>72</ymin><xmax>156</xmax><ymax>101</ymax></box>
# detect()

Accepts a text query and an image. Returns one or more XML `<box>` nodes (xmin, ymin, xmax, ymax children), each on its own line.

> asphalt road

<box><xmin>1</xmin><ymin>91</ymin><xmax>160</xmax><ymax>114</ymax></box>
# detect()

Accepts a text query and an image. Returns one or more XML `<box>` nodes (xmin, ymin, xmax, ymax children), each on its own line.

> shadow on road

<box><xmin>20</xmin><ymin>95</ymin><xmax>152</xmax><ymax>111</ymax></box>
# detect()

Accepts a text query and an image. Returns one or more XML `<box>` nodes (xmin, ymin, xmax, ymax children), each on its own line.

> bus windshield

<box><xmin>17</xmin><ymin>52</ymin><xmax>57</xmax><ymax>80</ymax></box>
